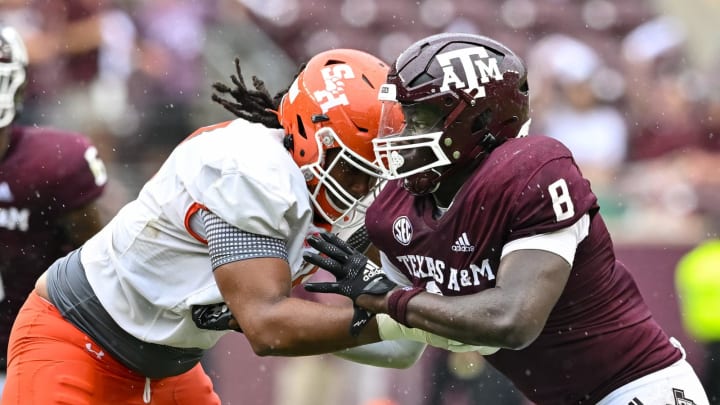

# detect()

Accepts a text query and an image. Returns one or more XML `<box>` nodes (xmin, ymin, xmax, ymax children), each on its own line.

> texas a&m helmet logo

<box><xmin>436</xmin><ymin>46</ymin><xmax>503</xmax><ymax>99</ymax></box>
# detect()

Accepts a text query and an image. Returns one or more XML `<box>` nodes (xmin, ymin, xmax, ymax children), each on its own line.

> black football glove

<box><xmin>348</xmin><ymin>306</ymin><xmax>374</xmax><ymax>337</ymax></box>
<box><xmin>191</xmin><ymin>303</ymin><xmax>242</xmax><ymax>332</ymax></box>
<box><xmin>303</xmin><ymin>232</ymin><xmax>396</xmax><ymax>302</ymax></box>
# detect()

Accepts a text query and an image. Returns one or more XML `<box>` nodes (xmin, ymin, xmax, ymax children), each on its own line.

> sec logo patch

<box><xmin>392</xmin><ymin>216</ymin><xmax>413</xmax><ymax>246</ymax></box>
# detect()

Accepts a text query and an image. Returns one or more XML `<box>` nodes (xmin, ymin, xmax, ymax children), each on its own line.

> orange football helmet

<box><xmin>279</xmin><ymin>49</ymin><xmax>391</xmax><ymax>228</ymax></box>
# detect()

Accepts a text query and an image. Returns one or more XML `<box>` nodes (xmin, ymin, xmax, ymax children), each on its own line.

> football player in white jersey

<box><xmin>2</xmin><ymin>49</ymin><xmax>483</xmax><ymax>405</ymax></box>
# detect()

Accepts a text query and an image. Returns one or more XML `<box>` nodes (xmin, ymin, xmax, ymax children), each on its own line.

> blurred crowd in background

<box><xmin>2</xmin><ymin>0</ymin><xmax>719</xmax><ymax>404</ymax></box>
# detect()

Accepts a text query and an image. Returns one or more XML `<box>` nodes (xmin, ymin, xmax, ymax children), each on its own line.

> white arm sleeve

<box><xmin>333</xmin><ymin>339</ymin><xmax>426</xmax><ymax>369</ymax></box>
<box><xmin>376</xmin><ymin>314</ymin><xmax>500</xmax><ymax>355</ymax></box>
<box><xmin>501</xmin><ymin>213</ymin><xmax>590</xmax><ymax>265</ymax></box>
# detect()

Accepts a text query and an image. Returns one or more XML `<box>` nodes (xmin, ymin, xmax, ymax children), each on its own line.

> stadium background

<box><xmin>3</xmin><ymin>0</ymin><xmax>719</xmax><ymax>403</ymax></box>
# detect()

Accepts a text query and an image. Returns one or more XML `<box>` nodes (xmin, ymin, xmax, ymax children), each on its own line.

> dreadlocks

<box><xmin>211</xmin><ymin>57</ymin><xmax>305</xmax><ymax>129</ymax></box>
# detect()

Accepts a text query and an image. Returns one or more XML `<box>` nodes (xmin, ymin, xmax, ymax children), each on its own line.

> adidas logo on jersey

<box><xmin>452</xmin><ymin>232</ymin><xmax>475</xmax><ymax>252</ymax></box>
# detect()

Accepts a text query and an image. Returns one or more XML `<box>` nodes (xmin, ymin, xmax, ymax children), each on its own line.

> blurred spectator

<box><xmin>621</xmin><ymin>16</ymin><xmax>708</xmax><ymax>161</ymax></box>
<box><xmin>608</xmin><ymin>146</ymin><xmax>720</xmax><ymax>244</ymax></box>
<box><xmin>529</xmin><ymin>34</ymin><xmax>628</xmax><ymax>186</ymax></box>
<box><xmin>0</xmin><ymin>0</ymin><xmax>134</xmax><ymax>136</ymax></box>
<box><xmin>123</xmin><ymin>0</ymin><xmax>218</xmax><ymax>166</ymax></box>
<box><xmin>676</xmin><ymin>239</ymin><xmax>720</xmax><ymax>404</ymax></box>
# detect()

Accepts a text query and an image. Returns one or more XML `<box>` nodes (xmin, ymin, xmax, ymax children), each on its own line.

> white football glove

<box><xmin>376</xmin><ymin>314</ymin><xmax>500</xmax><ymax>355</ymax></box>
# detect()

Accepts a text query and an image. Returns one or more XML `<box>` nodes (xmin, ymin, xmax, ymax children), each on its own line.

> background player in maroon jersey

<box><xmin>303</xmin><ymin>33</ymin><xmax>710</xmax><ymax>404</ymax></box>
<box><xmin>0</xmin><ymin>25</ymin><xmax>107</xmax><ymax>394</ymax></box>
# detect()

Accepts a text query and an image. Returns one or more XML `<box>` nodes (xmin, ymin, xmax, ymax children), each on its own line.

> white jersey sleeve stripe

<box><xmin>501</xmin><ymin>213</ymin><xmax>590</xmax><ymax>265</ymax></box>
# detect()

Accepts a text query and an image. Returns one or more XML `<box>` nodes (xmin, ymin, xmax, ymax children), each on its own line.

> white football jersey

<box><xmin>81</xmin><ymin>119</ymin><xmax>314</xmax><ymax>349</ymax></box>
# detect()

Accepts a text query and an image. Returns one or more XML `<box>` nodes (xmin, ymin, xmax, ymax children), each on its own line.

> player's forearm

<box><xmin>239</xmin><ymin>297</ymin><xmax>381</xmax><ymax>356</ymax></box>
<box><xmin>359</xmin><ymin>289</ymin><xmax>534</xmax><ymax>349</ymax></box>
<box><xmin>403</xmin><ymin>291</ymin><xmax>533</xmax><ymax>349</ymax></box>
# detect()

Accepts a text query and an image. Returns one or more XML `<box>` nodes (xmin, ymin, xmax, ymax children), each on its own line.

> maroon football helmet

<box><xmin>374</xmin><ymin>33</ymin><xmax>531</xmax><ymax>195</ymax></box>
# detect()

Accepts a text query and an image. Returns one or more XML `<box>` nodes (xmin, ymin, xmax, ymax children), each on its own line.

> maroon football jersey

<box><xmin>0</xmin><ymin>125</ymin><xmax>105</xmax><ymax>368</ymax></box>
<box><xmin>366</xmin><ymin>135</ymin><xmax>681</xmax><ymax>404</ymax></box>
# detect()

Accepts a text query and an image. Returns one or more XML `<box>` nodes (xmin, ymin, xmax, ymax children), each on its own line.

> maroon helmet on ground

<box><xmin>374</xmin><ymin>33</ymin><xmax>531</xmax><ymax>195</ymax></box>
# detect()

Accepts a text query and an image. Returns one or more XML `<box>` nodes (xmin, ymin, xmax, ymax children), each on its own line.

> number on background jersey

<box><xmin>548</xmin><ymin>178</ymin><xmax>574</xmax><ymax>221</ymax></box>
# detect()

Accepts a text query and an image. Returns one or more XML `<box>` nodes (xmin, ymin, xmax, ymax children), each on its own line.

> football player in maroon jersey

<box><xmin>304</xmin><ymin>33</ymin><xmax>710</xmax><ymax>404</ymax></box>
<box><xmin>0</xmin><ymin>25</ymin><xmax>107</xmax><ymax>394</ymax></box>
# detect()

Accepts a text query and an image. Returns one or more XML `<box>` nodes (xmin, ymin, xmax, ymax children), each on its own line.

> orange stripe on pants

<box><xmin>1</xmin><ymin>291</ymin><xmax>220</xmax><ymax>405</ymax></box>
